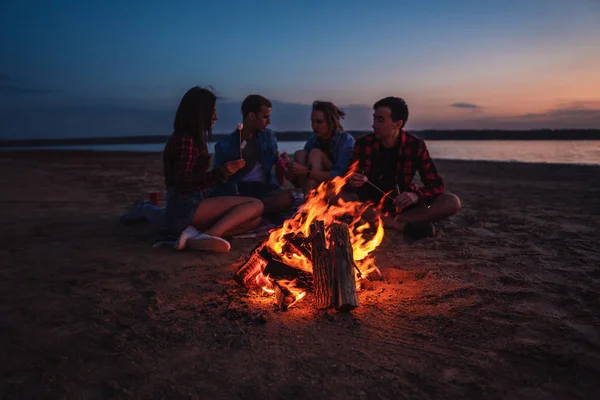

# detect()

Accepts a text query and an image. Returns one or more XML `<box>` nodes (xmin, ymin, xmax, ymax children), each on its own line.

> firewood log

<box><xmin>329</xmin><ymin>222</ymin><xmax>359</xmax><ymax>312</ymax></box>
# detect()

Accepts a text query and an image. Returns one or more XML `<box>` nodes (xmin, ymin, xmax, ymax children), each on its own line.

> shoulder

<box><xmin>216</xmin><ymin>130</ymin><xmax>237</xmax><ymax>146</ymax></box>
<box><xmin>337</xmin><ymin>131</ymin><xmax>356</xmax><ymax>145</ymax></box>
<box><xmin>404</xmin><ymin>130</ymin><xmax>427</xmax><ymax>149</ymax></box>
<box><xmin>305</xmin><ymin>134</ymin><xmax>317</xmax><ymax>145</ymax></box>
<box><xmin>263</xmin><ymin>128</ymin><xmax>277</xmax><ymax>138</ymax></box>
<box><xmin>166</xmin><ymin>132</ymin><xmax>202</xmax><ymax>156</ymax></box>
<box><xmin>404</xmin><ymin>131</ymin><xmax>434</xmax><ymax>163</ymax></box>
<box><xmin>262</xmin><ymin>129</ymin><xmax>279</xmax><ymax>149</ymax></box>
<box><xmin>355</xmin><ymin>132</ymin><xmax>376</xmax><ymax>147</ymax></box>
<box><xmin>169</xmin><ymin>131</ymin><xmax>194</xmax><ymax>146</ymax></box>
<box><xmin>259</xmin><ymin>128</ymin><xmax>278</xmax><ymax>143</ymax></box>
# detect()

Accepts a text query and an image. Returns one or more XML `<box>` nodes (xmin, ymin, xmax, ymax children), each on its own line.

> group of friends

<box><xmin>127</xmin><ymin>86</ymin><xmax>462</xmax><ymax>253</ymax></box>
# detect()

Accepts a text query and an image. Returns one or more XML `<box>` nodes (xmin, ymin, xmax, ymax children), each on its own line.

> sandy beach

<box><xmin>1</xmin><ymin>150</ymin><xmax>599</xmax><ymax>399</ymax></box>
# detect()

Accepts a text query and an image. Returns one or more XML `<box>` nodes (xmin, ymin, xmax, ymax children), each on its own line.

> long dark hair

<box><xmin>312</xmin><ymin>101</ymin><xmax>346</xmax><ymax>138</ymax></box>
<box><xmin>173</xmin><ymin>86</ymin><xmax>217</xmax><ymax>149</ymax></box>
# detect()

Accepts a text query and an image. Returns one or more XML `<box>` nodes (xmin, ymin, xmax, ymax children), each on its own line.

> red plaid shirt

<box><xmin>351</xmin><ymin>130</ymin><xmax>444</xmax><ymax>200</ymax></box>
<box><xmin>163</xmin><ymin>132</ymin><xmax>226</xmax><ymax>194</ymax></box>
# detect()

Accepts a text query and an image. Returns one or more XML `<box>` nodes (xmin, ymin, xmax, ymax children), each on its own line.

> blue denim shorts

<box><xmin>165</xmin><ymin>188</ymin><xmax>209</xmax><ymax>235</ymax></box>
<box><xmin>236</xmin><ymin>181</ymin><xmax>281</xmax><ymax>200</ymax></box>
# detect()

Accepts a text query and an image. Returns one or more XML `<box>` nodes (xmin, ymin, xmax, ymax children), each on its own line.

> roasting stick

<box><xmin>365</xmin><ymin>180</ymin><xmax>387</xmax><ymax>195</ymax></box>
<box><xmin>395</xmin><ymin>184</ymin><xmax>403</xmax><ymax>214</ymax></box>
<box><xmin>237</xmin><ymin>123</ymin><xmax>244</xmax><ymax>158</ymax></box>
<box><xmin>359</xmin><ymin>169</ymin><xmax>387</xmax><ymax>195</ymax></box>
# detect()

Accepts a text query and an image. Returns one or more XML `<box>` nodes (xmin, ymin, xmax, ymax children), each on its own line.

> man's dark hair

<box><xmin>312</xmin><ymin>101</ymin><xmax>346</xmax><ymax>137</ymax></box>
<box><xmin>173</xmin><ymin>86</ymin><xmax>217</xmax><ymax>149</ymax></box>
<box><xmin>241</xmin><ymin>94</ymin><xmax>272</xmax><ymax>119</ymax></box>
<box><xmin>373</xmin><ymin>97</ymin><xmax>409</xmax><ymax>128</ymax></box>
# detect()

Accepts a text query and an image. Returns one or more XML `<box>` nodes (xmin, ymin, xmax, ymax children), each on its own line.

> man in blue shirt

<box><xmin>286</xmin><ymin>101</ymin><xmax>355</xmax><ymax>194</ymax></box>
<box><xmin>213</xmin><ymin>95</ymin><xmax>293</xmax><ymax>214</ymax></box>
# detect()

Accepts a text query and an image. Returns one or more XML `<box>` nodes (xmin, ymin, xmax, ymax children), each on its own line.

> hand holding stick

<box><xmin>395</xmin><ymin>184</ymin><xmax>403</xmax><ymax>213</ymax></box>
<box><xmin>358</xmin><ymin>169</ymin><xmax>386</xmax><ymax>195</ymax></box>
<box><xmin>366</xmin><ymin>180</ymin><xmax>386</xmax><ymax>195</ymax></box>
<box><xmin>237</xmin><ymin>123</ymin><xmax>244</xmax><ymax>158</ymax></box>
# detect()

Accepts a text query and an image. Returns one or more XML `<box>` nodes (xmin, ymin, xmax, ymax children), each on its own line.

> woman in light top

<box><xmin>285</xmin><ymin>101</ymin><xmax>356</xmax><ymax>194</ymax></box>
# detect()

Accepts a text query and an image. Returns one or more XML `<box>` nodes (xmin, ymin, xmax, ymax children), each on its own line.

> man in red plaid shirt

<box><xmin>347</xmin><ymin>96</ymin><xmax>461</xmax><ymax>239</ymax></box>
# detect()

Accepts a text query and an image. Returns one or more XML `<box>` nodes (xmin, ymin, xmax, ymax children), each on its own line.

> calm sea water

<box><xmin>4</xmin><ymin>140</ymin><xmax>600</xmax><ymax>165</ymax></box>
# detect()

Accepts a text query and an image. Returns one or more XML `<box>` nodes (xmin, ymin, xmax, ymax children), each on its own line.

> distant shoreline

<box><xmin>3</xmin><ymin>149</ymin><xmax>599</xmax><ymax>167</ymax></box>
<box><xmin>1</xmin><ymin>129</ymin><xmax>599</xmax><ymax>148</ymax></box>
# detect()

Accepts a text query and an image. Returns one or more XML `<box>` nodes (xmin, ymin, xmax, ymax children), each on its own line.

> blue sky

<box><xmin>1</xmin><ymin>0</ymin><xmax>599</xmax><ymax>139</ymax></box>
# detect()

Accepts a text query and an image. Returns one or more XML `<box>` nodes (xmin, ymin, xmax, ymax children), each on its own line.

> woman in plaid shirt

<box><xmin>163</xmin><ymin>87</ymin><xmax>264</xmax><ymax>252</ymax></box>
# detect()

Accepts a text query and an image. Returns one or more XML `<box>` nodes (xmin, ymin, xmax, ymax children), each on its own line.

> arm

<box><xmin>213</xmin><ymin>135</ymin><xmax>234</xmax><ymax>169</ymax></box>
<box><xmin>330</xmin><ymin>134</ymin><xmax>356</xmax><ymax>177</ymax></box>
<box><xmin>172</xmin><ymin>136</ymin><xmax>227</xmax><ymax>191</ymax></box>
<box><xmin>307</xmin><ymin>135</ymin><xmax>356</xmax><ymax>182</ymax></box>
<box><xmin>303</xmin><ymin>135</ymin><xmax>316</xmax><ymax>152</ymax></box>
<box><xmin>344</xmin><ymin>140</ymin><xmax>368</xmax><ymax>189</ymax></box>
<box><xmin>406</xmin><ymin>142</ymin><xmax>444</xmax><ymax>200</ymax></box>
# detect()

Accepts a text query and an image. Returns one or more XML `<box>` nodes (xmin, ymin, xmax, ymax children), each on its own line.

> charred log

<box><xmin>282</xmin><ymin>232</ymin><xmax>312</xmax><ymax>261</ymax></box>
<box><xmin>234</xmin><ymin>244</ymin><xmax>268</xmax><ymax>286</ymax></box>
<box><xmin>329</xmin><ymin>222</ymin><xmax>359</xmax><ymax>312</ymax></box>
<box><xmin>235</xmin><ymin>244</ymin><xmax>312</xmax><ymax>288</ymax></box>
<box><xmin>273</xmin><ymin>280</ymin><xmax>296</xmax><ymax>311</ymax></box>
<box><xmin>310</xmin><ymin>220</ymin><xmax>333</xmax><ymax>309</ymax></box>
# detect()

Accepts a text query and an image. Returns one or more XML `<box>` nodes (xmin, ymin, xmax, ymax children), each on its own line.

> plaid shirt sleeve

<box><xmin>351</xmin><ymin>139</ymin><xmax>363</xmax><ymax>170</ymax></box>
<box><xmin>406</xmin><ymin>140</ymin><xmax>444</xmax><ymax>199</ymax></box>
<box><xmin>171</xmin><ymin>135</ymin><xmax>226</xmax><ymax>191</ymax></box>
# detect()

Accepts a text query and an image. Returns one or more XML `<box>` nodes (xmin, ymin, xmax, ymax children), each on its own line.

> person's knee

<box><xmin>278</xmin><ymin>190</ymin><xmax>294</xmax><ymax>210</ymax></box>
<box><xmin>294</xmin><ymin>150</ymin><xmax>308</xmax><ymax>164</ymax></box>
<box><xmin>261</xmin><ymin>190</ymin><xmax>293</xmax><ymax>213</ymax></box>
<box><xmin>442</xmin><ymin>193</ymin><xmax>461</xmax><ymax>213</ymax></box>
<box><xmin>308</xmin><ymin>148</ymin><xmax>326</xmax><ymax>162</ymax></box>
<box><xmin>250</xmin><ymin>197</ymin><xmax>265</xmax><ymax>215</ymax></box>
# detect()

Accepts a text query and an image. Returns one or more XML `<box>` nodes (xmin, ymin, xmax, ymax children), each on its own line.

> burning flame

<box><xmin>255</xmin><ymin>272</ymin><xmax>305</xmax><ymax>309</ymax></box>
<box><xmin>265</xmin><ymin>161</ymin><xmax>384</xmax><ymax>277</ymax></box>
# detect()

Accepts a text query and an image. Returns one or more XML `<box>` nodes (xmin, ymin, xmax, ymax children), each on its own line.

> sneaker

<box><xmin>186</xmin><ymin>233</ymin><xmax>231</xmax><ymax>253</ymax></box>
<box><xmin>174</xmin><ymin>226</ymin><xmax>201</xmax><ymax>250</ymax></box>
<box><xmin>120</xmin><ymin>200</ymin><xmax>147</xmax><ymax>224</ymax></box>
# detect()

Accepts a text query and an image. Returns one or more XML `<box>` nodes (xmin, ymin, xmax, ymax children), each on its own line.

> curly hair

<box><xmin>312</xmin><ymin>101</ymin><xmax>346</xmax><ymax>137</ymax></box>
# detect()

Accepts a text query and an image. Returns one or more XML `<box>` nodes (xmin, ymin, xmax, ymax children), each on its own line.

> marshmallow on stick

<box><xmin>237</xmin><ymin>123</ymin><xmax>244</xmax><ymax>158</ymax></box>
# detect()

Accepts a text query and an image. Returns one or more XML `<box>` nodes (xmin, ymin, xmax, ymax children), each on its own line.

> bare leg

<box><xmin>306</xmin><ymin>148</ymin><xmax>332</xmax><ymax>193</ymax></box>
<box><xmin>222</xmin><ymin>216</ymin><xmax>262</xmax><ymax>237</ymax></box>
<box><xmin>191</xmin><ymin>196</ymin><xmax>264</xmax><ymax>237</ymax></box>
<box><xmin>292</xmin><ymin>150</ymin><xmax>308</xmax><ymax>190</ymax></box>
<box><xmin>261</xmin><ymin>190</ymin><xmax>294</xmax><ymax>214</ymax></box>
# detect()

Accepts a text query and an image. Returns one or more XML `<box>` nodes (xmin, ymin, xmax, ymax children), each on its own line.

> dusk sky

<box><xmin>1</xmin><ymin>0</ymin><xmax>599</xmax><ymax>139</ymax></box>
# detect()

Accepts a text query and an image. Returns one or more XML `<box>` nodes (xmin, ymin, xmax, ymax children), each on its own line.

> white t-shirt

<box><xmin>241</xmin><ymin>163</ymin><xmax>267</xmax><ymax>183</ymax></box>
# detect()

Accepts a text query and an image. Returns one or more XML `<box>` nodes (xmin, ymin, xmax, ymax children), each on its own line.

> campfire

<box><xmin>234</xmin><ymin>162</ymin><xmax>385</xmax><ymax>311</ymax></box>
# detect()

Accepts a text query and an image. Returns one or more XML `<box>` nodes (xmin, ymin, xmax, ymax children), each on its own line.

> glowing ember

<box><xmin>255</xmin><ymin>272</ymin><xmax>305</xmax><ymax>309</ymax></box>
